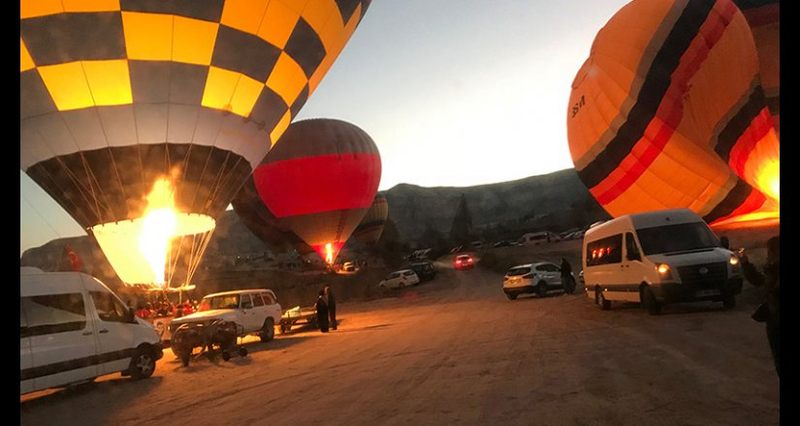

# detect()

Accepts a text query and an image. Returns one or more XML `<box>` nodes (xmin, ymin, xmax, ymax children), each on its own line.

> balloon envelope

<box><xmin>566</xmin><ymin>0</ymin><xmax>778</xmax><ymax>227</ymax></box>
<box><xmin>20</xmin><ymin>0</ymin><xmax>371</xmax><ymax>287</ymax></box>
<box><xmin>353</xmin><ymin>194</ymin><xmax>389</xmax><ymax>247</ymax></box>
<box><xmin>252</xmin><ymin>118</ymin><xmax>381</xmax><ymax>265</ymax></box>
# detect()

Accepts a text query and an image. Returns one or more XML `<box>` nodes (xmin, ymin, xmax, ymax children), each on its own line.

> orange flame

<box><xmin>139</xmin><ymin>179</ymin><xmax>178</xmax><ymax>287</ymax></box>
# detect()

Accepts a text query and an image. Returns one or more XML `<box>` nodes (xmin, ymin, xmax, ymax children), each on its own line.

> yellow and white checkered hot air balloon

<box><xmin>20</xmin><ymin>0</ymin><xmax>372</xmax><ymax>289</ymax></box>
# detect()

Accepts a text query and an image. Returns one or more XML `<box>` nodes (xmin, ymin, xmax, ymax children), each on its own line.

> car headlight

<box><xmin>655</xmin><ymin>263</ymin><xmax>673</xmax><ymax>280</ymax></box>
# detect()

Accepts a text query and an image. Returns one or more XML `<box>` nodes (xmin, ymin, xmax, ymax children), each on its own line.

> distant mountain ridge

<box><xmin>380</xmin><ymin>168</ymin><xmax>608</xmax><ymax>242</ymax></box>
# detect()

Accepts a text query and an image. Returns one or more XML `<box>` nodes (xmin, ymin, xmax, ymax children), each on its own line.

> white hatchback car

<box><xmin>502</xmin><ymin>262</ymin><xmax>575</xmax><ymax>300</ymax></box>
<box><xmin>379</xmin><ymin>269</ymin><xmax>420</xmax><ymax>289</ymax></box>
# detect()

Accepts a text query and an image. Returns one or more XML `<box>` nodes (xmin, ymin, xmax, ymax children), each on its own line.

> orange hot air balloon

<box><xmin>734</xmin><ymin>0</ymin><xmax>779</xmax><ymax>134</ymax></box>
<box><xmin>20</xmin><ymin>0</ymin><xmax>371</xmax><ymax>289</ymax></box>
<box><xmin>566</xmin><ymin>0</ymin><xmax>778</xmax><ymax>227</ymax></box>
<box><xmin>353</xmin><ymin>194</ymin><xmax>389</xmax><ymax>246</ymax></box>
<box><xmin>251</xmin><ymin>118</ymin><xmax>381</xmax><ymax>265</ymax></box>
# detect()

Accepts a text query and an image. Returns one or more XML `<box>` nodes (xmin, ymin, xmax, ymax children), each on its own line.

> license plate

<box><xmin>695</xmin><ymin>289</ymin><xmax>720</xmax><ymax>298</ymax></box>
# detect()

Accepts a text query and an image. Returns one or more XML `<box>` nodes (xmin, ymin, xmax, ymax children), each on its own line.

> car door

<box><xmin>538</xmin><ymin>264</ymin><xmax>561</xmax><ymax>288</ymax></box>
<box><xmin>24</xmin><ymin>291</ymin><xmax>99</xmax><ymax>391</ymax></box>
<box><xmin>88</xmin><ymin>289</ymin><xmax>139</xmax><ymax>375</ymax></box>
<box><xmin>238</xmin><ymin>294</ymin><xmax>259</xmax><ymax>333</ymax></box>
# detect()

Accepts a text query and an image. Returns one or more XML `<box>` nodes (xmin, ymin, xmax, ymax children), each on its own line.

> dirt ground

<box><xmin>20</xmin><ymin>224</ymin><xmax>781</xmax><ymax>425</ymax></box>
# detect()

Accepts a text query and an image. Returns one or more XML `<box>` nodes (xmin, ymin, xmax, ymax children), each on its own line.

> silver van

<box><xmin>21</xmin><ymin>268</ymin><xmax>163</xmax><ymax>395</ymax></box>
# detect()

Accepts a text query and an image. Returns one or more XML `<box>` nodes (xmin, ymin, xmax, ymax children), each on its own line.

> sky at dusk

<box><xmin>20</xmin><ymin>0</ymin><xmax>632</xmax><ymax>255</ymax></box>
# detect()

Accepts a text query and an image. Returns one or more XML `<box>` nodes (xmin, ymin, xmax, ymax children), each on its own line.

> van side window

<box><xmin>21</xmin><ymin>293</ymin><xmax>86</xmax><ymax>337</ymax></box>
<box><xmin>90</xmin><ymin>291</ymin><xmax>128</xmax><ymax>323</ymax></box>
<box><xmin>586</xmin><ymin>234</ymin><xmax>623</xmax><ymax>266</ymax></box>
<box><xmin>625</xmin><ymin>232</ymin><xmax>641</xmax><ymax>261</ymax></box>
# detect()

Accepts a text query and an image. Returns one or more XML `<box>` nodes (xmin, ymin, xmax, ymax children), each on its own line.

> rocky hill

<box><xmin>382</xmin><ymin>168</ymin><xmax>609</xmax><ymax>243</ymax></box>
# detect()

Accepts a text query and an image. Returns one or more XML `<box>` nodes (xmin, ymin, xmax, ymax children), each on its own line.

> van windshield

<box><xmin>636</xmin><ymin>222</ymin><xmax>719</xmax><ymax>255</ymax></box>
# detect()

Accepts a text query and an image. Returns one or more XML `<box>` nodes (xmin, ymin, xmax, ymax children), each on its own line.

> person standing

<box><xmin>740</xmin><ymin>235</ymin><xmax>780</xmax><ymax>378</ymax></box>
<box><xmin>325</xmin><ymin>285</ymin><xmax>337</xmax><ymax>330</ymax></box>
<box><xmin>560</xmin><ymin>257</ymin><xmax>575</xmax><ymax>294</ymax></box>
<box><xmin>315</xmin><ymin>289</ymin><xmax>330</xmax><ymax>333</ymax></box>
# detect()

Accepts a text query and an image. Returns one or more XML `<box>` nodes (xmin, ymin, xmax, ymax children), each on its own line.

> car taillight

<box><xmin>456</xmin><ymin>260</ymin><xmax>462</xmax><ymax>264</ymax></box>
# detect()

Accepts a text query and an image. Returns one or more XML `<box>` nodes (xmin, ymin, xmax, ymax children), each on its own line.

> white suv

<box><xmin>169</xmin><ymin>289</ymin><xmax>282</xmax><ymax>342</ymax></box>
<box><xmin>379</xmin><ymin>269</ymin><xmax>420</xmax><ymax>289</ymax></box>
<box><xmin>502</xmin><ymin>262</ymin><xmax>574</xmax><ymax>300</ymax></box>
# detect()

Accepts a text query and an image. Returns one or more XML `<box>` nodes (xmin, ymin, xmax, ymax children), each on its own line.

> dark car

<box><xmin>410</xmin><ymin>261</ymin><xmax>437</xmax><ymax>281</ymax></box>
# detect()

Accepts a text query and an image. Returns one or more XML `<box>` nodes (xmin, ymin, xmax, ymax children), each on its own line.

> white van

<box><xmin>20</xmin><ymin>268</ymin><xmax>163</xmax><ymax>395</ymax></box>
<box><xmin>582</xmin><ymin>209</ymin><xmax>742</xmax><ymax>314</ymax></box>
<box><xmin>520</xmin><ymin>231</ymin><xmax>558</xmax><ymax>245</ymax></box>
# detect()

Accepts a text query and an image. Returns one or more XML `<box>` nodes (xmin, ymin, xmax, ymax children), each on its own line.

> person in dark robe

<box><xmin>324</xmin><ymin>285</ymin><xmax>337</xmax><ymax>330</ymax></box>
<box><xmin>560</xmin><ymin>257</ymin><xmax>575</xmax><ymax>294</ymax></box>
<box><xmin>315</xmin><ymin>290</ymin><xmax>330</xmax><ymax>333</ymax></box>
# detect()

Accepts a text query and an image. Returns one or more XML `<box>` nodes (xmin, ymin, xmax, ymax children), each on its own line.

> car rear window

<box><xmin>506</xmin><ymin>267</ymin><xmax>531</xmax><ymax>276</ymax></box>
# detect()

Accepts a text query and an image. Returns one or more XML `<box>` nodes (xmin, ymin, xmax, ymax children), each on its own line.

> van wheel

<box><xmin>537</xmin><ymin>282</ymin><xmax>548</xmax><ymax>297</ymax></box>
<box><xmin>129</xmin><ymin>348</ymin><xmax>156</xmax><ymax>379</ymax></box>
<box><xmin>641</xmin><ymin>286</ymin><xmax>661</xmax><ymax>315</ymax></box>
<box><xmin>595</xmin><ymin>287</ymin><xmax>611</xmax><ymax>310</ymax></box>
<box><xmin>259</xmin><ymin>318</ymin><xmax>275</xmax><ymax>342</ymax></box>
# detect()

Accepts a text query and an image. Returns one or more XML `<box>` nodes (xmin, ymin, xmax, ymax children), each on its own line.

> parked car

<box><xmin>169</xmin><ymin>289</ymin><xmax>282</xmax><ymax>342</ymax></box>
<box><xmin>21</xmin><ymin>268</ymin><xmax>163</xmax><ymax>395</ymax></box>
<box><xmin>453</xmin><ymin>254</ymin><xmax>475</xmax><ymax>270</ymax></box>
<box><xmin>379</xmin><ymin>269</ymin><xmax>420</xmax><ymax>289</ymax></box>
<box><xmin>409</xmin><ymin>261</ymin><xmax>437</xmax><ymax>281</ymax></box>
<box><xmin>502</xmin><ymin>261</ymin><xmax>576</xmax><ymax>300</ymax></box>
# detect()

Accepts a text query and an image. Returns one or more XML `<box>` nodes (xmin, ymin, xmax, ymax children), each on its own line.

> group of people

<box><xmin>314</xmin><ymin>285</ymin><xmax>337</xmax><ymax>333</ymax></box>
<box><xmin>134</xmin><ymin>299</ymin><xmax>199</xmax><ymax>320</ymax></box>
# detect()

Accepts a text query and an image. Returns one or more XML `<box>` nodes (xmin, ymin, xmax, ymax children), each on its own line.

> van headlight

<box><xmin>655</xmin><ymin>263</ymin><xmax>673</xmax><ymax>280</ymax></box>
<box><xmin>729</xmin><ymin>254</ymin><xmax>741</xmax><ymax>272</ymax></box>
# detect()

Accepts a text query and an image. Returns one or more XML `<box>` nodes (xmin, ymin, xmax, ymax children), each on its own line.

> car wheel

<box><xmin>260</xmin><ymin>318</ymin><xmax>275</xmax><ymax>342</ymax></box>
<box><xmin>505</xmin><ymin>293</ymin><xmax>517</xmax><ymax>300</ymax></box>
<box><xmin>537</xmin><ymin>281</ymin><xmax>548</xmax><ymax>298</ymax></box>
<box><xmin>641</xmin><ymin>285</ymin><xmax>661</xmax><ymax>315</ymax></box>
<box><xmin>595</xmin><ymin>287</ymin><xmax>611</xmax><ymax>310</ymax></box>
<box><xmin>129</xmin><ymin>348</ymin><xmax>156</xmax><ymax>379</ymax></box>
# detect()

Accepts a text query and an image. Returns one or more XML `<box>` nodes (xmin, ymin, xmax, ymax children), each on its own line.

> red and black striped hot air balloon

<box><xmin>566</xmin><ymin>0</ymin><xmax>779</xmax><ymax>227</ymax></box>
<box><xmin>252</xmin><ymin>118</ymin><xmax>381</xmax><ymax>265</ymax></box>
<box><xmin>352</xmin><ymin>194</ymin><xmax>389</xmax><ymax>247</ymax></box>
<box><xmin>20</xmin><ymin>0</ymin><xmax>371</xmax><ymax>288</ymax></box>
<box><xmin>231</xmin><ymin>176</ymin><xmax>315</xmax><ymax>256</ymax></box>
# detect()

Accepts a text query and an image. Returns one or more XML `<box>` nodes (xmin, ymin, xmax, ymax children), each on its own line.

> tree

<box><xmin>449</xmin><ymin>193</ymin><xmax>474</xmax><ymax>245</ymax></box>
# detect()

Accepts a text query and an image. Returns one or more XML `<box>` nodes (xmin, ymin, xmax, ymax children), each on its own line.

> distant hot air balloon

<box><xmin>566</xmin><ymin>0</ymin><xmax>778</xmax><ymax>227</ymax></box>
<box><xmin>20</xmin><ymin>0</ymin><xmax>371</xmax><ymax>289</ymax></box>
<box><xmin>353</xmin><ymin>194</ymin><xmax>389</xmax><ymax>246</ymax></box>
<box><xmin>252</xmin><ymin>118</ymin><xmax>381</xmax><ymax>265</ymax></box>
<box><xmin>231</xmin><ymin>176</ymin><xmax>315</xmax><ymax>256</ymax></box>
